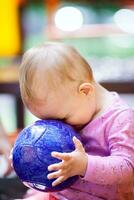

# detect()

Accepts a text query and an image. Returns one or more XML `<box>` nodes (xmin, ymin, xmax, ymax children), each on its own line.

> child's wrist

<box><xmin>80</xmin><ymin>153</ymin><xmax>88</xmax><ymax>177</ymax></box>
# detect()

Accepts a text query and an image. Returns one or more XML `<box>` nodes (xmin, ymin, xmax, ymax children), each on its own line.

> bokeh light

<box><xmin>114</xmin><ymin>9</ymin><xmax>134</xmax><ymax>33</ymax></box>
<box><xmin>54</xmin><ymin>6</ymin><xmax>83</xmax><ymax>32</ymax></box>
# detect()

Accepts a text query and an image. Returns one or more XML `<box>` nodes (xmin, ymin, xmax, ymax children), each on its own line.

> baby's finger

<box><xmin>47</xmin><ymin>169</ymin><xmax>61</xmax><ymax>180</ymax></box>
<box><xmin>52</xmin><ymin>175</ymin><xmax>65</xmax><ymax>187</ymax></box>
<box><xmin>51</xmin><ymin>152</ymin><xmax>70</xmax><ymax>161</ymax></box>
<box><xmin>48</xmin><ymin>161</ymin><xmax>62</xmax><ymax>171</ymax></box>
<box><xmin>73</xmin><ymin>136</ymin><xmax>84</xmax><ymax>151</ymax></box>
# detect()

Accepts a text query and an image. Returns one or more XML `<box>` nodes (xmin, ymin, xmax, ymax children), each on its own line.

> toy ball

<box><xmin>12</xmin><ymin>119</ymin><xmax>80</xmax><ymax>192</ymax></box>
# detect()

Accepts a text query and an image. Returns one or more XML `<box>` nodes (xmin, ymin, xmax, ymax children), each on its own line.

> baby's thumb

<box><xmin>73</xmin><ymin>136</ymin><xmax>84</xmax><ymax>151</ymax></box>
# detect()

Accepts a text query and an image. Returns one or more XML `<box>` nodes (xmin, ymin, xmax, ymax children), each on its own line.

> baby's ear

<box><xmin>79</xmin><ymin>82</ymin><xmax>94</xmax><ymax>95</ymax></box>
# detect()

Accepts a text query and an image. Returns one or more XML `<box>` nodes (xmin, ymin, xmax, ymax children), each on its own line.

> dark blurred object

<box><xmin>0</xmin><ymin>177</ymin><xmax>27</xmax><ymax>200</ymax></box>
<box><xmin>60</xmin><ymin>0</ymin><xmax>134</xmax><ymax>6</ymax></box>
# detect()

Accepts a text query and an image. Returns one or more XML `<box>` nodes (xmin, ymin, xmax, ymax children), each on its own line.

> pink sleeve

<box><xmin>83</xmin><ymin>109</ymin><xmax>134</xmax><ymax>185</ymax></box>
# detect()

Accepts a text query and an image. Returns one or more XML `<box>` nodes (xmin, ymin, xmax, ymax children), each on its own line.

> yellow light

<box><xmin>0</xmin><ymin>0</ymin><xmax>21</xmax><ymax>56</ymax></box>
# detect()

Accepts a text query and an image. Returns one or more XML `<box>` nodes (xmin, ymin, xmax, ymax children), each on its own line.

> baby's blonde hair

<box><xmin>19</xmin><ymin>42</ymin><xmax>93</xmax><ymax>102</ymax></box>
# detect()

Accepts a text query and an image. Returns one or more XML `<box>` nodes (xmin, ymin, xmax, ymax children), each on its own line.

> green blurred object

<box><xmin>62</xmin><ymin>36</ymin><xmax>134</xmax><ymax>59</ymax></box>
<box><xmin>0</xmin><ymin>59</ymin><xmax>12</xmax><ymax>68</ymax></box>
<box><xmin>24</xmin><ymin>108</ymin><xmax>38</xmax><ymax>127</ymax></box>
<box><xmin>23</xmin><ymin>35</ymin><xmax>134</xmax><ymax>59</ymax></box>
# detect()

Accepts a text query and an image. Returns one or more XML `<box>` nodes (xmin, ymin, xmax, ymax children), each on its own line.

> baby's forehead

<box><xmin>20</xmin><ymin>43</ymin><xmax>93</xmax><ymax>102</ymax></box>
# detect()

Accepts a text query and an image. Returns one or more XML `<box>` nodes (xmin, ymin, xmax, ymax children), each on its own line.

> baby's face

<box><xmin>26</xmin><ymin>87</ymin><xmax>96</xmax><ymax>129</ymax></box>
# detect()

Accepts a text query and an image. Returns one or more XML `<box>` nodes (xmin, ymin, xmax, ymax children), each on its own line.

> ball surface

<box><xmin>12</xmin><ymin>120</ymin><xmax>80</xmax><ymax>192</ymax></box>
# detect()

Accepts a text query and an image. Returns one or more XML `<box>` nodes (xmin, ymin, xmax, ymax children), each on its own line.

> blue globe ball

<box><xmin>12</xmin><ymin>120</ymin><xmax>80</xmax><ymax>192</ymax></box>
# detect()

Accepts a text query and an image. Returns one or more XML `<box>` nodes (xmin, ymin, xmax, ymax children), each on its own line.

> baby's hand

<box><xmin>47</xmin><ymin>136</ymin><xmax>88</xmax><ymax>187</ymax></box>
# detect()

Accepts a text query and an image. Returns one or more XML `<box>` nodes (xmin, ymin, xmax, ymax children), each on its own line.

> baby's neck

<box><xmin>92</xmin><ymin>82</ymin><xmax>114</xmax><ymax>119</ymax></box>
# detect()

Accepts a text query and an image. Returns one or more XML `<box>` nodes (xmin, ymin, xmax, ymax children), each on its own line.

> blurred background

<box><xmin>0</xmin><ymin>0</ymin><xmax>134</xmax><ymax>134</ymax></box>
<box><xmin>0</xmin><ymin>0</ymin><xmax>134</xmax><ymax>199</ymax></box>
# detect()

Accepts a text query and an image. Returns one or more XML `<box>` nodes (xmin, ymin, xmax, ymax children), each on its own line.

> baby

<box><xmin>19</xmin><ymin>42</ymin><xmax>134</xmax><ymax>200</ymax></box>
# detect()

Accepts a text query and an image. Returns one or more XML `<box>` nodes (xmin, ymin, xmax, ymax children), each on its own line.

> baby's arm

<box><xmin>83</xmin><ymin>109</ymin><xmax>134</xmax><ymax>185</ymax></box>
<box><xmin>48</xmin><ymin>109</ymin><xmax>134</xmax><ymax>187</ymax></box>
<box><xmin>47</xmin><ymin>136</ymin><xmax>88</xmax><ymax>187</ymax></box>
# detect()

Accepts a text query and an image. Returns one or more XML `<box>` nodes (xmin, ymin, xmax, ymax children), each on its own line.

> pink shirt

<box><xmin>53</xmin><ymin>93</ymin><xmax>134</xmax><ymax>200</ymax></box>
